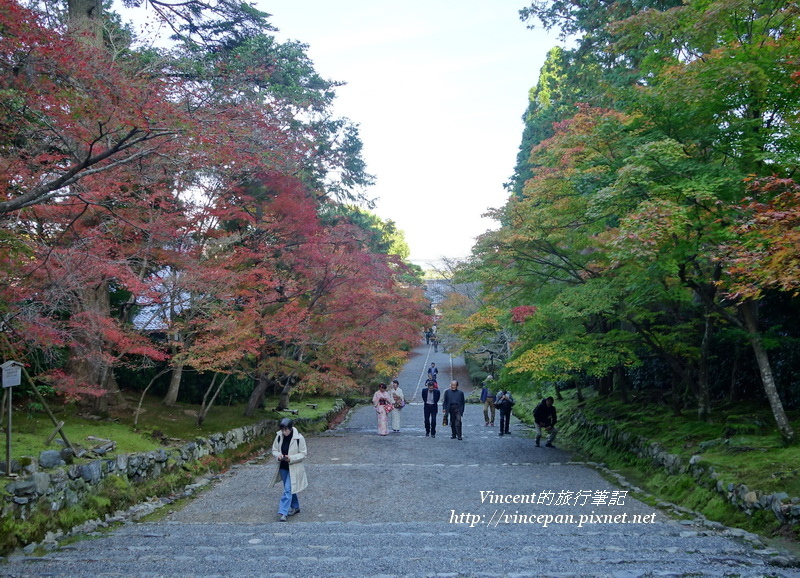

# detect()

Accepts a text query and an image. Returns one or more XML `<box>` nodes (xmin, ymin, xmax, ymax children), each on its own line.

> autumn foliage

<box><xmin>0</xmin><ymin>0</ymin><xmax>427</xmax><ymax>409</ymax></box>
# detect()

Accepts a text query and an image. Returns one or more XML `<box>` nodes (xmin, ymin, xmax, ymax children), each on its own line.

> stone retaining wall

<box><xmin>2</xmin><ymin>400</ymin><xmax>345</xmax><ymax>526</ymax></box>
<box><xmin>566</xmin><ymin>411</ymin><xmax>800</xmax><ymax>526</ymax></box>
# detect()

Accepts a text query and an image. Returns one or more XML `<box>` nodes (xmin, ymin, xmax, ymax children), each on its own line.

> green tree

<box><xmin>464</xmin><ymin>0</ymin><xmax>800</xmax><ymax>443</ymax></box>
<box><xmin>606</xmin><ymin>0</ymin><xmax>799</xmax><ymax>440</ymax></box>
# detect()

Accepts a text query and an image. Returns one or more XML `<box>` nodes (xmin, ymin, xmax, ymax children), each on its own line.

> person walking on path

<box><xmin>270</xmin><ymin>418</ymin><xmax>308</xmax><ymax>522</ymax></box>
<box><xmin>441</xmin><ymin>380</ymin><xmax>466</xmax><ymax>440</ymax></box>
<box><xmin>495</xmin><ymin>389</ymin><xmax>515</xmax><ymax>436</ymax></box>
<box><xmin>372</xmin><ymin>383</ymin><xmax>394</xmax><ymax>436</ymax></box>
<box><xmin>427</xmin><ymin>362</ymin><xmax>438</xmax><ymax>384</ymax></box>
<box><xmin>389</xmin><ymin>379</ymin><xmax>405</xmax><ymax>432</ymax></box>
<box><xmin>480</xmin><ymin>380</ymin><xmax>495</xmax><ymax>427</ymax></box>
<box><xmin>533</xmin><ymin>396</ymin><xmax>558</xmax><ymax>447</ymax></box>
<box><xmin>421</xmin><ymin>380</ymin><xmax>440</xmax><ymax>437</ymax></box>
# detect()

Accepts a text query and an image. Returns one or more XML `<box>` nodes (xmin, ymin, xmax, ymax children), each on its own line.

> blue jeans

<box><xmin>279</xmin><ymin>469</ymin><xmax>299</xmax><ymax>515</ymax></box>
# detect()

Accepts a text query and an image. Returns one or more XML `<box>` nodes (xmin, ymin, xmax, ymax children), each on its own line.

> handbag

<box><xmin>442</xmin><ymin>413</ymin><xmax>448</xmax><ymax>426</ymax></box>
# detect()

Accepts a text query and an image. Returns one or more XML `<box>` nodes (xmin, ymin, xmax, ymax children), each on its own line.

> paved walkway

<box><xmin>1</xmin><ymin>344</ymin><xmax>797</xmax><ymax>577</ymax></box>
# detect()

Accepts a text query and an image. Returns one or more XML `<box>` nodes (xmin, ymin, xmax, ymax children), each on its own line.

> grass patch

<box><xmin>2</xmin><ymin>393</ymin><xmax>337</xmax><ymax>464</ymax></box>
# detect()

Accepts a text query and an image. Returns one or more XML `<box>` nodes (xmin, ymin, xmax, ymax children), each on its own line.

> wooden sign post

<box><xmin>2</xmin><ymin>361</ymin><xmax>22</xmax><ymax>477</ymax></box>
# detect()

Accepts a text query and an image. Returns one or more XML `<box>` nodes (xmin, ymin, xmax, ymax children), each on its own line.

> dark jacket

<box><xmin>442</xmin><ymin>388</ymin><xmax>465</xmax><ymax>415</ymax></box>
<box><xmin>494</xmin><ymin>390</ymin><xmax>514</xmax><ymax>413</ymax></box>
<box><xmin>533</xmin><ymin>399</ymin><xmax>557</xmax><ymax>427</ymax></box>
<box><xmin>421</xmin><ymin>387</ymin><xmax>440</xmax><ymax>407</ymax></box>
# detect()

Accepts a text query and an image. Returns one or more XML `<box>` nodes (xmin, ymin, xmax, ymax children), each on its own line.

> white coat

<box><xmin>270</xmin><ymin>427</ymin><xmax>308</xmax><ymax>495</ymax></box>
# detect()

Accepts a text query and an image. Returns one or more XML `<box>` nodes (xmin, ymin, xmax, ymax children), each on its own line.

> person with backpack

<box><xmin>533</xmin><ymin>396</ymin><xmax>558</xmax><ymax>448</ymax></box>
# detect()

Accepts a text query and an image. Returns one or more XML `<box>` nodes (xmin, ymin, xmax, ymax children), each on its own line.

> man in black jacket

<box><xmin>442</xmin><ymin>380</ymin><xmax>465</xmax><ymax>440</ymax></box>
<box><xmin>495</xmin><ymin>389</ymin><xmax>514</xmax><ymax>436</ymax></box>
<box><xmin>421</xmin><ymin>380</ymin><xmax>441</xmax><ymax>437</ymax></box>
<box><xmin>533</xmin><ymin>396</ymin><xmax>558</xmax><ymax>448</ymax></box>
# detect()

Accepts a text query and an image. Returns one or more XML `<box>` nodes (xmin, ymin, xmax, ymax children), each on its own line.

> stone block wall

<box><xmin>2</xmin><ymin>400</ymin><xmax>345</xmax><ymax>526</ymax></box>
<box><xmin>566</xmin><ymin>411</ymin><xmax>800</xmax><ymax>526</ymax></box>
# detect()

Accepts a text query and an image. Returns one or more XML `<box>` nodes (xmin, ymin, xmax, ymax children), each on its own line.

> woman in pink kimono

<box><xmin>372</xmin><ymin>382</ymin><xmax>393</xmax><ymax>436</ymax></box>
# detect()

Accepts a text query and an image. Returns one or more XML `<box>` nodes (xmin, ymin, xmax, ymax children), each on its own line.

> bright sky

<box><xmin>262</xmin><ymin>1</ymin><xmax>557</xmax><ymax>268</ymax></box>
<box><xmin>119</xmin><ymin>1</ymin><xmax>559</xmax><ymax>268</ymax></box>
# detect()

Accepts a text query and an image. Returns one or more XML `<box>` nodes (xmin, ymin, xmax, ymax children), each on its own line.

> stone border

<box><xmin>568</xmin><ymin>458</ymin><xmax>800</xmax><ymax>569</ymax></box>
<box><xmin>567</xmin><ymin>411</ymin><xmax>800</xmax><ymax>527</ymax></box>
<box><xmin>2</xmin><ymin>399</ymin><xmax>347</xmax><ymax>552</ymax></box>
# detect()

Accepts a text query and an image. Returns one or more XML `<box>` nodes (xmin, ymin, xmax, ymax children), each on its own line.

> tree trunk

<box><xmin>134</xmin><ymin>368</ymin><xmax>170</xmax><ymax>427</ymax></box>
<box><xmin>197</xmin><ymin>373</ymin><xmax>231</xmax><ymax>426</ymax></box>
<box><xmin>739</xmin><ymin>301</ymin><xmax>795</xmax><ymax>443</ymax></box>
<box><xmin>613</xmin><ymin>365</ymin><xmax>628</xmax><ymax>403</ymax></box>
<box><xmin>162</xmin><ymin>334</ymin><xmax>186</xmax><ymax>407</ymax></box>
<box><xmin>277</xmin><ymin>376</ymin><xmax>295</xmax><ymax>410</ymax></box>
<box><xmin>728</xmin><ymin>352</ymin><xmax>741</xmax><ymax>403</ymax></box>
<box><xmin>598</xmin><ymin>373</ymin><xmax>612</xmax><ymax>396</ymax></box>
<box><xmin>68</xmin><ymin>281</ymin><xmax>123</xmax><ymax>412</ymax></box>
<box><xmin>670</xmin><ymin>373</ymin><xmax>682</xmax><ymax>417</ymax></box>
<box><xmin>697</xmin><ymin>311</ymin><xmax>713</xmax><ymax>421</ymax></box>
<box><xmin>162</xmin><ymin>358</ymin><xmax>184</xmax><ymax>407</ymax></box>
<box><xmin>67</xmin><ymin>0</ymin><xmax>103</xmax><ymax>44</ymax></box>
<box><xmin>244</xmin><ymin>372</ymin><xmax>270</xmax><ymax>417</ymax></box>
<box><xmin>574</xmin><ymin>378</ymin><xmax>584</xmax><ymax>403</ymax></box>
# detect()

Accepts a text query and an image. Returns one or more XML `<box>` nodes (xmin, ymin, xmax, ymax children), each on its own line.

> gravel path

<box><xmin>1</xmin><ymin>344</ymin><xmax>798</xmax><ymax>577</ymax></box>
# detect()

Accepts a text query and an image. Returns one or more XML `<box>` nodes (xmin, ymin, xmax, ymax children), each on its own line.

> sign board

<box><xmin>2</xmin><ymin>361</ymin><xmax>22</xmax><ymax>388</ymax></box>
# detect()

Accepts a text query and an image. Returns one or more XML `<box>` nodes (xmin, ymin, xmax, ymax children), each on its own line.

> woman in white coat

<box><xmin>271</xmin><ymin>418</ymin><xmax>308</xmax><ymax>522</ymax></box>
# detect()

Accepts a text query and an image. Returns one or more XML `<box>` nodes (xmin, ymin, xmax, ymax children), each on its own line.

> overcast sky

<box><xmin>121</xmin><ymin>1</ymin><xmax>559</xmax><ymax>268</ymax></box>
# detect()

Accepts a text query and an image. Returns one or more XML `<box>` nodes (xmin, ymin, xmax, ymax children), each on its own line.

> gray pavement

<box><xmin>1</xmin><ymin>343</ymin><xmax>798</xmax><ymax>577</ymax></box>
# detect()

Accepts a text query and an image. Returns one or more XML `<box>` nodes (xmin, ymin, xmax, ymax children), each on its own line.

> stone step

<box><xmin>8</xmin><ymin>521</ymin><xmax>788</xmax><ymax>577</ymax></box>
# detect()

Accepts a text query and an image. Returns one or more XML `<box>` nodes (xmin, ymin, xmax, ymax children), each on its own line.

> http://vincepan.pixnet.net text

<box><xmin>450</xmin><ymin>490</ymin><xmax>657</xmax><ymax>528</ymax></box>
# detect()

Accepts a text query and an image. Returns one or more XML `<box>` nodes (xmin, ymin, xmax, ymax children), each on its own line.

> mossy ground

<box><xmin>511</xmin><ymin>389</ymin><xmax>800</xmax><ymax>551</ymax></box>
